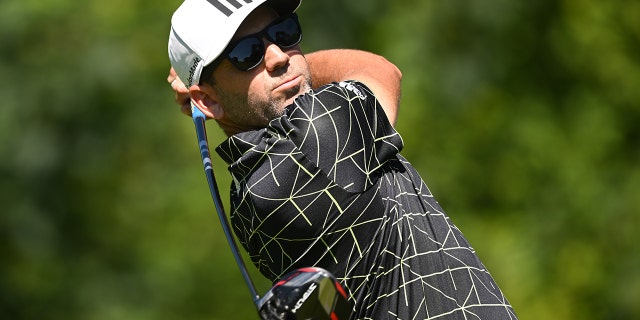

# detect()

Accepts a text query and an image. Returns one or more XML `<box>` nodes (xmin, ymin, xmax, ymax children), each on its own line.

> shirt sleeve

<box><xmin>269</xmin><ymin>81</ymin><xmax>404</xmax><ymax>192</ymax></box>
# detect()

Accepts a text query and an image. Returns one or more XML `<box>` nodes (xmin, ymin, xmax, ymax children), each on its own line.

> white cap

<box><xmin>168</xmin><ymin>0</ymin><xmax>302</xmax><ymax>87</ymax></box>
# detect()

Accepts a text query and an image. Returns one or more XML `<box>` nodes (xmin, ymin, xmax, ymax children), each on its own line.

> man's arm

<box><xmin>305</xmin><ymin>49</ymin><xmax>402</xmax><ymax>126</ymax></box>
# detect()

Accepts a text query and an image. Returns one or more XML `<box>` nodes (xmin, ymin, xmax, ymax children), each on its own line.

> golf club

<box><xmin>190</xmin><ymin>102</ymin><xmax>352</xmax><ymax>319</ymax></box>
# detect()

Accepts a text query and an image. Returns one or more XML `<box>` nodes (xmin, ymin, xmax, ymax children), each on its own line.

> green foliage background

<box><xmin>1</xmin><ymin>0</ymin><xmax>638</xmax><ymax>319</ymax></box>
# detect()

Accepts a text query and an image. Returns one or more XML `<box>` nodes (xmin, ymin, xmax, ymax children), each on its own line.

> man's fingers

<box><xmin>167</xmin><ymin>67</ymin><xmax>188</xmax><ymax>93</ymax></box>
<box><xmin>170</xmin><ymin>78</ymin><xmax>189</xmax><ymax>93</ymax></box>
<box><xmin>167</xmin><ymin>67</ymin><xmax>179</xmax><ymax>83</ymax></box>
<box><xmin>168</xmin><ymin>67</ymin><xmax>192</xmax><ymax>116</ymax></box>
<box><xmin>181</xmin><ymin>103</ymin><xmax>192</xmax><ymax>116</ymax></box>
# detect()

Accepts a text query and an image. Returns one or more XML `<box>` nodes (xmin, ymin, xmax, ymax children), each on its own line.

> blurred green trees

<box><xmin>1</xmin><ymin>0</ymin><xmax>638</xmax><ymax>319</ymax></box>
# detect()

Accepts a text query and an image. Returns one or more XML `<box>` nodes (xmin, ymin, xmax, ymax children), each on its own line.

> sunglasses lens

<box><xmin>225</xmin><ymin>15</ymin><xmax>302</xmax><ymax>71</ymax></box>
<box><xmin>228</xmin><ymin>37</ymin><xmax>265</xmax><ymax>71</ymax></box>
<box><xmin>267</xmin><ymin>17</ymin><xmax>301</xmax><ymax>47</ymax></box>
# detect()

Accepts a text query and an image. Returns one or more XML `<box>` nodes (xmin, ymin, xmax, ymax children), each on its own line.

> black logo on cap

<box><xmin>187</xmin><ymin>56</ymin><xmax>202</xmax><ymax>87</ymax></box>
<box><xmin>206</xmin><ymin>0</ymin><xmax>253</xmax><ymax>17</ymax></box>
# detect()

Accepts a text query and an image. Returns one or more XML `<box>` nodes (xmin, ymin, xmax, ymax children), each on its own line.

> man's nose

<box><xmin>263</xmin><ymin>41</ymin><xmax>290</xmax><ymax>72</ymax></box>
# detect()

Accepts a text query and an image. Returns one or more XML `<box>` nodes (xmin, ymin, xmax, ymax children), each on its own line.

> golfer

<box><xmin>167</xmin><ymin>0</ymin><xmax>518</xmax><ymax>318</ymax></box>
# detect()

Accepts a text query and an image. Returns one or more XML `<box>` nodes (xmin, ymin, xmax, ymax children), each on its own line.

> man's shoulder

<box><xmin>288</xmin><ymin>80</ymin><xmax>375</xmax><ymax>111</ymax></box>
<box><xmin>312</xmin><ymin>80</ymin><xmax>372</xmax><ymax>98</ymax></box>
<box><xmin>335</xmin><ymin>80</ymin><xmax>370</xmax><ymax>100</ymax></box>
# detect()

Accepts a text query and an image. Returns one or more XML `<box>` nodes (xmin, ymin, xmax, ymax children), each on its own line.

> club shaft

<box><xmin>191</xmin><ymin>105</ymin><xmax>261</xmax><ymax>305</ymax></box>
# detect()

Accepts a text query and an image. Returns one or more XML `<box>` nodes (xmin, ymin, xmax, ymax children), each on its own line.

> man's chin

<box><xmin>280</xmin><ymin>88</ymin><xmax>301</xmax><ymax>107</ymax></box>
<box><xmin>272</xmin><ymin>75</ymin><xmax>311</xmax><ymax>109</ymax></box>
<box><xmin>285</xmin><ymin>80</ymin><xmax>311</xmax><ymax>105</ymax></box>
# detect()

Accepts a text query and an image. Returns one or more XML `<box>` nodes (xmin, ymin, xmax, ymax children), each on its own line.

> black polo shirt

<box><xmin>216</xmin><ymin>81</ymin><xmax>517</xmax><ymax>319</ymax></box>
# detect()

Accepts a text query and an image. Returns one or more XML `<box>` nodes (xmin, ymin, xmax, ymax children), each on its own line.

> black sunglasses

<box><xmin>201</xmin><ymin>14</ymin><xmax>302</xmax><ymax>79</ymax></box>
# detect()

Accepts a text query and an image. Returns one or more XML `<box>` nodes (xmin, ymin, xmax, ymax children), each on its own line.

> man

<box><xmin>167</xmin><ymin>0</ymin><xmax>518</xmax><ymax>318</ymax></box>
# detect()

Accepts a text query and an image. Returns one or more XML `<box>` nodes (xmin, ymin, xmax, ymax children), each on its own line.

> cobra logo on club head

<box><xmin>291</xmin><ymin>283</ymin><xmax>318</xmax><ymax>314</ymax></box>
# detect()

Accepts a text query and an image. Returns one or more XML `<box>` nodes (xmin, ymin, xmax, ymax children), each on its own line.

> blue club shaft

<box><xmin>191</xmin><ymin>104</ymin><xmax>261</xmax><ymax>305</ymax></box>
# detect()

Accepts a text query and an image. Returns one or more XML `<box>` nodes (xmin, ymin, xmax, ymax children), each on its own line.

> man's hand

<box><xmin>167</xmin><ymin>67</ymin><xmax>192</xmax><ymax>116</ymax></box>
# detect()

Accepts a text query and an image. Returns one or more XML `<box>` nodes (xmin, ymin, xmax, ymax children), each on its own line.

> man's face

<box><xmin>209</xmin><ymin>6</ymin><xmax>312</xmax><ymax>134</ymax></box>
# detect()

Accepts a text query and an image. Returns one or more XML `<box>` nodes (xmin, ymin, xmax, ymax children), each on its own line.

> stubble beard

<box><xmin>215</xmin><ymin>73</ymin><xmax>312</xmax><ymax>131</ymax></box>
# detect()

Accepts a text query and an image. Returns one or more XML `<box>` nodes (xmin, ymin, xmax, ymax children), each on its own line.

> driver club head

<box><xmin>257</xmin><ymin>267</ymin><xmax>352</xmax><ymax>320</ymax></box>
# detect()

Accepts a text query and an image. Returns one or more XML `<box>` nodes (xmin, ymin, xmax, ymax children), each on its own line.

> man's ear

<box><xmin>189</xmin><ymin>85</ymin><xmax>224</xmax><ymax>119</ymax></box>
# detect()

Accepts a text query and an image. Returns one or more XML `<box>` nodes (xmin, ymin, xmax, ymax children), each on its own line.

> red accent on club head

<box><xmin>334</xmin><ymin>280</ymin><xmax>348</xmax><ymax>298</ymax></box>
<box><xmin>273</xmin><ymin>269</ymin><xmax>306</xmax><ymax>287</ymax></box>
<box><xmin>331</xmin><ymin>311</ymin><xmax>339</xmax><ymax>320</ymax></box>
